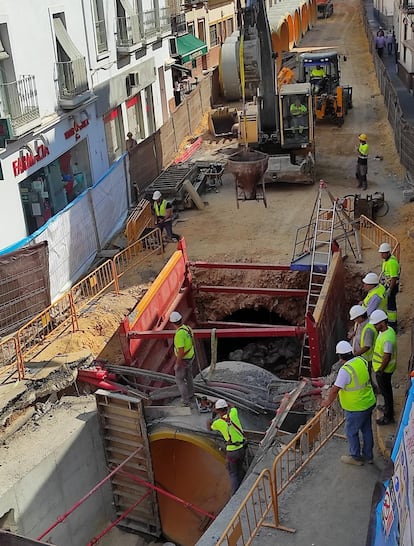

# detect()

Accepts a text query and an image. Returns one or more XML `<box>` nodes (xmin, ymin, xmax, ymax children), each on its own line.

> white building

<box><xmin>0</xmin><ymin>0</ymin><xmax>173</xmax><ymax>251</ymax></box>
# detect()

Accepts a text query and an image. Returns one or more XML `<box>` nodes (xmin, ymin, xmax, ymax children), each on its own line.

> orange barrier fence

<box><xmin>16</xmin><ymin>293</ymin><xmax>78</xmax><ymax>359</ymax></box>
<box><xmin>0</xmin><ymin>229</ymin><xmax>163</xmax><ymax>380</ymax></box>
<box><xmin>215</xmin><ymin>469</ymin><xmax>277</xmax><ymax>546</ymax></box>
<box><xmin>71</xmin><ymin>259</ymin><xmax>118</xmax><ymax>313</ymax></box>
<box><xmin>125</xmin><ymin>199</ymin><xmax>154</xmax><ymax>246</ymax></box>
<box><xmin>215</xmin><ymin>405</ymin><xmax>344</xmax><ymax>545</ymax></box>
<box><xmin>0</xmin><ymin>336</ymin><xmax>24</xmax><ymax>380</ymax></box>
<box><xmin>359</xmin><ymin>214</ymin><xmax>400</xmax><ymax>259</ymax></box>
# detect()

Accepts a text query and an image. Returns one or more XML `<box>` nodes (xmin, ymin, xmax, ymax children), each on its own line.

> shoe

<box><xmin>365</xmin><ymin>458</ymin><xmax>374</xmax><ymax>464</ymax></box>
<box><xmin>376</xmin><ymin>417</ymin><xmax>395</xmax><ymax>426</ymax></box>
<box><xmin>341</xmin><ymin>455</ymin><xmax>364</xmax><ymax>466</ymax></box>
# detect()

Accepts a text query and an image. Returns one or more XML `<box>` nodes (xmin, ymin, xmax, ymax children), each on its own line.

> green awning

<box><xmin>177</xmin><ymin>34</ymin><xmax>207</xmax><ymax>64</ymax></box>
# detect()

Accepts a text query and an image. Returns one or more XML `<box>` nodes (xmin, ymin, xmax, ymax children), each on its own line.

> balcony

<box><xmin>159</xmin><ymin>7</ymin><xmax>171</xmax><ymax>35</ymax></box>
<box><xmin>0</xmin><ymin>75</ymin><xmax>40</xmax><ymax>138</ymax></box>
<box><xmin>116</xmin><ymin>15</ymin><xmax>143</xmax><ymax>54</ymax></box>
<box><xmin>171</xmin><ymin>13</ymin><xmax>187</xmax><ymax>35</ymax></box>
<box><xmin>402</xmin><ymin>1</ymin><xmax>414</xmax><ymax>12</ymax></box>
<box><xmin>95</xmin><ymin>19</ymin><xmax>108</xmax><ymax>54</ymax></box>
<box><xmin>56</xmin><ymin>57</ymin><xmax>92</xmax><ymax>110</ymax></box>
<box><xmin>143</xmin><ymin>9</ymin><xmax>158</xmax><ymax>41</ymax></box>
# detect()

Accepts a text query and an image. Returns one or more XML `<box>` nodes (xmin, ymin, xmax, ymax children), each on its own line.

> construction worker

<box><xmin>152</xmin><ymin>190</ymin><xmax>180</xmax><ymax>242</ymax></box>
<box><xmin>310</xmin><ymin>64</ymin><xmax>326</xmax><ymax>78</ymax></box>
<box><xmin>378</xmin><ymin>242</ymin><xmax>400</xmax><ymax>330</ymax></box>
<box><xmin>310</xmin><ymin>65</ymin><xmax>327</xmax><ymax>93</ymax></box>
<box><xmin>360</xmin><ymin>272</ymin><xmax>387</xmax><ymax>316</ymax></box>
<box><xmin>290</xmin><ymin>97</ymin><xmax>308</xmax><ymax>135</ymax></box>
<box><xmin>370</xmin><ymin>309</ymin><xmax>397</xmax><ymax>426</ymax></box>
<box><xmin>356</xmin><ymin>133</ymin><xmax>369</xmax><ymax>190</ymax></box>
<box><xmin>322</xmin><ymin>340</ymin><xmax>376</xmax><ymax>465</ymax></box>
<box><xmin>348</xmin><ymin>305</ymin><xmax>378</xmax><ymax>369</ymax></box>
<box><xmin>170</xmin><ymin>311</ymin><xmax>195</xmax><ymax>406</ymax></box>
<box><xmin>207</xmin><ymin>399</ymin><xmax>246</xmax><ymax>494</ymax></box>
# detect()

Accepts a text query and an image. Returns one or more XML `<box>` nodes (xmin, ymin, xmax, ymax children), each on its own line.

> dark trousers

<box><xmin>377</xmin><ymin>47</ymin><xmax>384</xmax><ymax>58</ymax></box>
<box><xmin>226</xmin><ymin>447</ymin><xmax>246</xmax><ymax>495</ymax></box>
<box><xmin>387</xmin><ymin>43</ymin><xmax>393</xmax><ymax>55</ymax></box>
<box><xmin>156</xmin><ymin>219</ymin><xmax>179</xmax><ymax>241</ymax></box>
<box><xmin>376</xmin><ymin>371</ymin><xmax>394</xmax><ymax>421</ymax></box>
<box><xmin>356</xmin><ymin>160</ymin><xmax>368</xmax><ymax>189</ymax></box>
<box><xmin>387</xmin><ymin>284</ymin><xmax>398</xmax><ymax>328</ymax></box>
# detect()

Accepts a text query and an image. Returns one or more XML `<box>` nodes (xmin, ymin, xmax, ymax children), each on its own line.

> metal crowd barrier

<box><xmin>359</xmin><ymin>214</ymin><xmax>400</xmax><ymax>259</ymax></box>
<box><xmin>0</xmin><ymin>336</ymin><xmax>24</xmax><ymax>380</ymax></box>
<box><xmin>71</xmin><ymin>259</ymin><xmax>118</xmax><ymax>313</ymax></box>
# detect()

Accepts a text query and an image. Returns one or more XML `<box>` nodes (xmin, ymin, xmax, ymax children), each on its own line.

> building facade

<box><xmin>0</xmin><ymin>0</ymin><xmax>173</xmax><ymax>251</ymax></box>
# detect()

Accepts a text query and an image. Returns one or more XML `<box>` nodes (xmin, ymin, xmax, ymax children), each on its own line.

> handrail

<box><xmin>359</xmin><ymin>214</ymin><xmax>400</xmax><ymax>259</ymax></box>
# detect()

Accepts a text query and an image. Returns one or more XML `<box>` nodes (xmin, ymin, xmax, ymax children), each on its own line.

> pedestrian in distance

<box><xmin>125</xmin><ymin>132</ymin><xmax>137</xmax><ymax>152</ymax></box>
<box><xmin>378</xmin><ymin>242</ymin><xmax>400</xmax><ymax>331</ymax></box>
<box><xmin>386</xmin><ymin>31</ymin><xmax>393</xmax><ymax>55</ymax></box>
<box><xmin>370</xmin><ymin>309</ymin><xmax>397</xmax><ymax>426</ymax></box>
<box><xmin>360</xmin><ymin>272</ymin><xmax>387</xmax><ymax>316</ymax></box>
<box><xmin>207</xmin><ymin>399</ymin><xmax>247</xmax><ymax>494</ymax></box>
<box><xmin>152</xmin><ymin>190</ymin><xmax>180</xmax><ymax>242</ymax></box>
<box><xmin>322</xmin><ymin>341</ymin><xmax>376</xmax><ymax>466</ymax></box>
<box><xmin>170</xmin><ymin>311</ymin><xmax>195</xmax><ymax>407</ymax></box>
<box><xmin>376</xmin><ymin>26</ymin><xmax>385</xmax><ymax>37</ymax></box>
<box><xmin>375</xmin><ymin>33</ymin><xmax>386</xmax><ymax>58</ymax></box>
<box><xmin>356</xmin><ymin>133</ymin><xmax>369</xmax><ymax>190</ymax></box>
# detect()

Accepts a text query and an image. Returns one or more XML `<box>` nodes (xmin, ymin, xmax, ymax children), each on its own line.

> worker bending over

<box><xmin>170</xmin><ymin>311</ymin><xmax>195</xmax><ymax>406</ymax></box>
<box><xmin>152</xmin><ymin>190</ymin><xmax>180</xmax><ymax>242</ymax></box>
<box><xmin>208</xmin><ymin>399</ymin><xmax>247</xmax><ymax>494</ymax></box>
<box><xmin>378</xmin><ymin>242</ymin><xmax>400</xmax><ymax>330</ymax></box>
<box><xmin>322</xmin><ymin>341</ymin><xmax>376</xmax><ymax>465</ymax></box>
<box><xmin>360</xmin><ymin>272</ymin><xmax>387</xmax><ymax>316</ymax></box>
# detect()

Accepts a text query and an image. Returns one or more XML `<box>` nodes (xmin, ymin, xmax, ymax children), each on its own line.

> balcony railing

<box><xmin>95</xmin><ymin>19</ymin><xmax>108</xmax><ymax>53</ymax></box>
<box><xmin>116</xmin><ymin>15</ymin><xmax>142</xmax><ymax>48</ymax></box>
<box><xmin>159</xmin><ymin>7</ymin><xmax>171</xmax><ymax>34</ymax></box>
<box><xmin>171</xmin><ymin>13</ymin><xmax>187</xmax><ymax>35</ymax></box>
<box><xmin>56</xmin><ymin>57</ymin><xmax>90</xmax><ymax>107</ymax></box>
<box><xmin>402</xmin><ymin>1</ymin><xmax>414</xmax><ymax>11</ymax></box>
<box><xmin>0</xmin><ymin>75</ymin><xmax>40</xmax><ymax>132</ymax></box>
<box><xmin>143</xmin><ymin>9</ymin><xmax>157</xmax><ymax>39</ymax></box>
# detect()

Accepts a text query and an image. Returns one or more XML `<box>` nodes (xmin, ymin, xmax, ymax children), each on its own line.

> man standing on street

<box><xmin>361</xmin><ymin>272</ymin><xmax>387</xmax><ymax>315</ymax></box>
<box><xmin>348</xmin><ymin>305</ymin><xmax>378</xmax><ymax>373</ymax></box>
<box><xmin>207</xmin><ymin>399</ymin><xmax>247</xmax><ymax>494</ymax></box>
<box><xmin>170</xmin><ymin>311</ymin><xmax>195</xmax><ymax>407</ymax></box>
<box><xmin>370</xmin><ymin>309</ymin><xmax>397</xmax><ymax>426</ymax></box>
<box><xmin>378</xmin><ymin>242</ymin><xmax>400</xmax><ymax>330</ymax></box>
<box><xmin>322</xmin><ymin>341</ymin><xmax>376</xmax><ymax>465</ymax></box>
<box><xmin>375</xmin><ymin>32</ymin><xmax>386</xmax><ymax>58</ymax></box>
<box><xmin>356</xmin><ymin>133</ymin><xmax>369</xmax><ymax>190</ymax></box>
<box><xmin>152</xmin><ymin>191</ymin><xmax>180</xmax><ymax>242</ymax></box>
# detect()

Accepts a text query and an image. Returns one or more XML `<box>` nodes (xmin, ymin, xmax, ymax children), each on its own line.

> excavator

<box><xmin>297</xmin><ymin>50</ymin><xmax>353</xmax><ymax>126</ymax></box>
<box><xmin>219</xmin><ymin>0</ymin><xmax>315</xmax><ymax>185</ymax></box>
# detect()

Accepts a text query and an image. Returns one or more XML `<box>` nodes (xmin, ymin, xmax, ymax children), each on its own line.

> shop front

<box><xmin>18</xmin><ymin>138</ymin><xmax>92</xmax><ymax>234</ymax></box>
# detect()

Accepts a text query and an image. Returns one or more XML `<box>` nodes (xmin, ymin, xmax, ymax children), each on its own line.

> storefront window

<box><xmin>104</xmin><ymin>106</ymin><xmax>123</xmax><ymax>164</ymax></box>
<box><xmin>19</xmin><ymin>139</ymin><xmax>92</xmax><ymax>235</ymax></box>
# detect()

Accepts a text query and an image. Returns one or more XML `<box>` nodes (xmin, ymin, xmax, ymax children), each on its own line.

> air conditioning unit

<box><xmin>169</xmin><ymin>36</ymin><xmax>178</xmax><ymax>57</ymax></box>
<box><xmin>127</xmin><ymin>72</ymin><xmax>140</xmax><ymax>88</ymax></box>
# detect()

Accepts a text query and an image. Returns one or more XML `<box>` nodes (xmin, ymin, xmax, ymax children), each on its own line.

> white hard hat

<box><xmin>215</xmin><ymin>398</ymin><xmax>228</xmax><ymax>410</ymax></box>
<box><xmin>169</xmin><ymin>311</ymin><xmax>182</xmax><ymax>323</ymax></box>
<box><xmin>362</xmin><ymin>272</ymin><xmax>379</xmax><ymax>285</ymax></box>
<box><xmin>336</xmin><ymin>340</ymin><xmax>353</xmax><ymax>355</ymax></box>
<box><xmin>370</xmin><ymin>309</ymin><xmax>388</xmax><ymax>325</ymax></box>
<box><xmin>349</xmin><ymin>305</ymin><xmax>366</xmax><ymax>320</ymax></box>
<box><xmin>152</xmin><ymin>190</ymin><xmax>162</xmax><ymax>200</ymax></box>
<box><xmin>378</xmin><ymin>242</ymin><xmax>391</xmax><ymax>253</ymax></box>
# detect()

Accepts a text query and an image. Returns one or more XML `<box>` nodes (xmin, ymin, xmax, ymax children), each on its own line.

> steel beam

<box><xmin>189</xmin><ymin>261</ymin><xmax>291</xmax><ymax>271</ymax></box>
<box><xmin>195</xmin><ymin>286</ymin><xmax>307</xmax><ymax>297</ymax></box>
<box><xmin>127</xmin><ymin>326</ymin><xmax>307</xmax><ymax>339</ymax></box>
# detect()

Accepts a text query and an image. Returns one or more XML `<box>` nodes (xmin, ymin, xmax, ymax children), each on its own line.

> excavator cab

<box><xmin>297</xmin><ymin>51</ymin><xmax>352</xmax><ymax>126</ymax></box>
<box><xmin>279</xmin><ymin>83</ymin><xmax>314</xmax><ymax>149</ymax></box>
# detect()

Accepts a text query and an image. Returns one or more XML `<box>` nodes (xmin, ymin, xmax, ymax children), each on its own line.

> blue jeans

<box><xmin>344</xmin><ymin>405</ymin><xmax>375</xmax><ymax>460</ymax></box>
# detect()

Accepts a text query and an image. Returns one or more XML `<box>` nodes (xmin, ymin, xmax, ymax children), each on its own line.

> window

<box><xmin>227</xmin><ymin>18</ymin><xmax>234</xmax><ymax>36</ymax></box>
<box><xmin>104</xmin><ymin>107</ymin><xmax>124</xmax><ymax>164</ymax></box>
<box><xmin>209</xmin><ymin>24</ymin><xmax>218</xmax><ymax>47</ymax></box>
<box><xmin>188</xmin><ymin>22</ymin><xmax>195</xmax><ymax>35</ymax></box>
<box><xmin>92</xmin><ymin>0</ymin><xmax>108</xmax><ymax>54</ymax></box>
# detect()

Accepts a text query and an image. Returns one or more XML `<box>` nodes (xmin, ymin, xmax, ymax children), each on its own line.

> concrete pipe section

<box><xmin>227</xmin><ymin>149</ymin><xmax>268</xmax><ymax>204</ymax></box>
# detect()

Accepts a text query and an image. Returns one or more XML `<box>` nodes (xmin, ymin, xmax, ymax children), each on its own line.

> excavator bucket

<box><xmin>208</xmin><ymin>108</ymin><xmax>238</xmax><ymax>137</ymax></box>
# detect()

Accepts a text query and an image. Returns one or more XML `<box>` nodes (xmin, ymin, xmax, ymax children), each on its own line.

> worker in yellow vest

<box><xmin>378</xmin><ymin>242</ymin><xmax>400</xmax><ymax>330</ymax></box>
<box><xmin>356</xmin><ymin>133</ymin><xmax>369</xmax><ymax>190</ymax></box>
<box><xmin>360</xmin><ymin>272</ymin><xmax>387</xmax><ymax>316</ymax></box>
<box><xmin>370</xmin><ymin>309</ymin><xmax>397</xmax><ymax>426</ymax></box>
<box><xmin>322</xmin><ymin>340</ymin><xmax>376</xmax><ymax>465</ymax></box>
<box><xmin>152</xmin><ymin>190</ymin><xmax>180</xmax><ymax>242</ymax></box>
<box><xmin>348</xmin><ymin>305</ymin><xmax>378</xmax><ymax>371</ymax></box>
<box><xmin>208</xmin><ymin>399</ymin><xmax>246</xmax><ymax>494</ymax></box>
<box><xmin>170</xmin><ymin>311</ymin><xmax>195</xmax><ymax>406</ymax></box>
<box><xmin>290</xmin><ymin>97</ymin><xmax>308</xmax><ymax>135</ymax></box>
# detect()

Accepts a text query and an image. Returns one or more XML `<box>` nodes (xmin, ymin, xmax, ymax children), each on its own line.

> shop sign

<box><xmin>12</xmin><ymin>144</ymin><xmax>50</xmax><ymax>177</ymax></box>
<box><xmin>64</xmin><ymin>119</ymin><xmax>89</xmax><ymax>140</ymax></box>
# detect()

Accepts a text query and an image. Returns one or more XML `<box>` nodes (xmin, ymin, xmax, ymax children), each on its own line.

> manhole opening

<box><xmin>204</xmin><ymin>306</ymin><xmax>302</xmax><ymax>378</ymax></box>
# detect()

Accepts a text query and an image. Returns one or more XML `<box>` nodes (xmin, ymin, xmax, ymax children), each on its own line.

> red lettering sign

<box><xmin>12</xmin><ymin>144</ymin><xmax>50</xmax><ymax>177</ymax></box>
<box><xmin>64</xmin><ymin>118</ymin><xmax>89</xmax><ymax>139</ymax></box>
